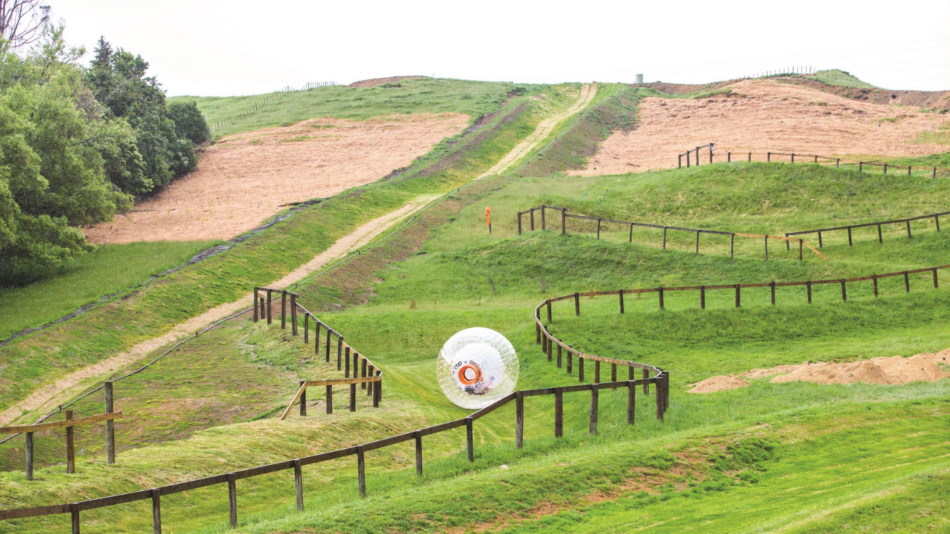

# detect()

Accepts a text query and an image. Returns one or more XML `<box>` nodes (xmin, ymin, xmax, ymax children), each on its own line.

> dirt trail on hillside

<box><xmin>480</xmin><ymin>84</ymin><xmax>597</xmax><ymax>177</ymax></box>
<box><xmin>688</xmin><ymin>349</ymin><xmax>950</xmax><ymax>394</ymax></box>
<box><xmin>83</xmin><ymin>114</ymin><xmax>467</xmax><ymax>244</ymax></box>
<box><xmin>0</xmin><ymin>195</ymin><xmax>438</xmax><ymax>426</ymax></box>
<box><xmin>572</xmin><ymin>79</ymin><xmax>950</xmax><ymax>175</ymax></box>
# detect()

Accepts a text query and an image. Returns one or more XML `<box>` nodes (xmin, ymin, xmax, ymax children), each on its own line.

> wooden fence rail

<box><xmin>0</xmin><ymin>290</ymin><xmax>668</xmax><ymax>532</ymax></box>
<box><xmin>786</xmin><ymin>211</ymin><xmax>948</xmax><ymax>248</ymax></box>
<box><xmin>517</xmin><ymin>205</ymin><xmax>822</xmax><ymax>261</ymax></box>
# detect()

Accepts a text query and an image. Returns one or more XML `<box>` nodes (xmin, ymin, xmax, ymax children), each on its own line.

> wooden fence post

<box><xmin>807</xmin><ymin>281</ymin><xmax>812</xmax><ymax>303</ymax></box>
<box><xmin>367</xmin><ymin>366</ymin><xmax>374</xmax><ymax>396</ymax></box>
<box><xmin>770</xmin><ymin>282</ymin><xmax>776</xmax><ymax>305</ymax></box>
<box><xmin>663</xmin><ymin>370</ymin><xmax>671</xmax><ymax>416</ymax></box>
<box><xmin>266</xmin><ymin>289</ymin><xmax>273</xmax><ymax>324</ymax></box>
<box><xmin>557</xmin><ymin>343</ymin><xmax>562</xmax><ymax>368</ymax></box>
<box><xmin>935</xmin><ymin>214</ymin><xmax>940</xmax><ymax>232</ymax></box>
<box><xmin>326</xmin><ymin>385</ymin><xmax>333</xmax><ymax>414</ymax></box>
<box><xmin>515</xmin><ymin>392</ymin><xmax>524</xmax><ymax>448</ymax></box>
<box><xmin>350</xmin><ymin>384</ymin><xmax>357</xmax><ymax>412</ymax></box>
<box><xmin>362</xmin><ymin>359</ymin><xmax>368</xmax><ymax>389</ymax></box>
<box><xmin>659</xmin><ymin>287</ymin><xmax>665</xmax><ymax>309</ymax></box>
<box><xmin>466</xmin><ymin>418</ymin><xmax>474</xmax><ymax>462</ymax></box>
<box><xmin>290</xmin><ymin>294</ymin><xmax>297</xmax><ymax>335</ymax></box>
<box><xmin>884</xmin><ymin>163</ymin><xmax>888</xmax><ymax>174</ymax></box>
<box><xmin>574</xmin><ymin>293</ymin><xmax>580</xmax><ymax>316</ymax></box>
<box><xmin>530</xmin><ymin>209</ymin><xmax>535</xmax><ymax>231</ymax></box>
<box><xmin>65</xmin><ymin>410</ymin><xmax>75</xmax><ymax>474</ymax></box>
<box><xmin>767</xmin><ymin>152</ymin><xmax>771</xmax><ymax>163</ymax></box>
<box><xmin>748</xmin><ymin>152</ymin><xmax>751</xmax><ymax>162</ymax></box>
<box><xmin>841</xmin><ymin>279</ymin><xmax>847</xmax><ymax>301</ymax></box>
<box><xmin>904</xmin><ymin>271</ymin><xmax>910</xmax><ymax>293</ymax></box>
<box><xmin>374</xmin><ymin>376</ymin><xmax>381</xmax><ymax>407</ymax></box>
<box><xmin>253</xmin><ymin>288</ymin><xmax>259</xmax><ymax>322</ymax></box>
<box><xmin>877</xmin><ymin>223</ymin><xmax>884</xmax><ymax>241</ymax></box>
<box><xmin>547</xmin><ymin>300</ymin><xmax>552</xmax><ymax>322</ymax></box>
<box><xmin>594</xmin><ymin>360</ymin><xmax>601</xmax><ymax>383</ymax></box>
<box><xmin>627</xmin><ymin>366</ymin><xmax>636</xmax><ymax>424</ymax></box>
<box><xmin>700</xmin><ymin>286</ymin><xmax>705</xmax><ymax>309</ymax></box>
<box><xmin>791</xmin><ymin>153</ymin><xmax>795</xmax><ymax>163</ymax></box>
<box><xmin>643</xmin><ymin>368</ymin><xmax>650</xmax><ymax>394</ymax></box>
<box><xmin>414</xmin><ymin>432</ymin><xmax>423</xmax><ymax>474</ymax></box>
<box><xmin>611</xmin><ymin>363</ymin><xmax>617</xmax><ymax>386</ymax></box>
<box><xmin>337</xmin><ymin>336</ymin><xmax>343</xmax><ymax>370</ymax></box>
<box><xmin>294</xmin><ymin>460</ymin><xmax>304</xmax><ymax>511</ymax></box>
<box><xmin>228</xmin><ymin>473</ymin><xmax>237</xmax><ymax>529</ymax></box>
<box><xmin>679</xmin><ymin>154</ymin><xmax>682</xmax><ymax>168</ymax></box>
<box><xmin>25</xmin><ymin>432</ymin><xmax>33</xmax><ymax>480</ymax></box>
<box><xmin>554</xmin><ymin>390</ymin><xmax>564</xmax><ymax>438</ymax></box>
<box><xmin>728</xmin><ymin>152</ymin><xmax>731</xmax><ymax>163</ymax></box>
<box><xmin>71</xmin><ymin>504</ymin><xmax>80</xmax><ymax>534</ymax></box>
<box><xmin>696</xmin><ymin>231</ymin><xmax>700</xmax><ymax>253</ymax></box>
<box><xmin>786</xmin><ymin>234</ymin><xmax>791</xmax><ymax>251</ymax></box>
<box><xmin>818</xmin><ymin>230</ymin><xmax>823</xmax><ymax>248</ymax></box>
<box><xmin>299</xmin><ymin>381</ymin><xmax>307</xmax><ymax>416</ymax></box>
<box><xmin>561</xmin><ymin>209</ymin><xmax>566</xmax><ymax>236</ymax></box>
<box><xmin>730</xmin><ymin>234</ymin><xmax>735</xmax><ymax>258</ymax></box>
<box><xmin>873</xmin><ymin>275</ymin><xmax>879</xmax><ymax>297</ymax></box>
<box><xmin>547</xmin><ymin>336</ymin><xmax>553</xmax><ymax>361</ymax></box>
<box><xmin>105</xmin><ymin>381</ymin><xmax>115</xmax><ymax>465</ymax></box>
<box><xmin>303</xmin><ymin>314</ymin><xmax>309</xmax><ymax>344</ymax></box>
<box><xmin>906</xmin><ymin>220</ymin><xmax>912</xmax><ymax>239</ymax></box>
<box><xmin>655</xmin><ymin>374</ymin><xmax>665</xmax><ymax>421</ymax></box>
<box><xmin>596</xmin><ymin>219</ymin><xmax>601</xmax><ymax>239</ymax></box>
<box><xmin>934</xmin><ymin>268</ymin><xmax>939</xmax><ymax>289</ymax></box>
<box><xmin>589</xmin><ymin>388</ymin><xmax>599</xmax><ymax>435</ymax></box>
<box><xmin>799</xmin><ymin>239</ymin><xmax>803</xmax><ymax>261</ymax></box>
<box><xmin>629</xmin><ymin>223</ymin><xmax>633</xmax><ymax>242</ymax></box>
<box><xmin>662</xmin><ymin>227</ymin><xmax>668</xmax><ymax>249</ymax></box>
<box><xmin>541</xmin><ymin>206</ymin><xmax>546</xmax><ymax>230</ymax></box>
<box><xmin>325</xmin><ymin>329</ymin><xmax>331</xmax><ymax>362</ymax></box>
<box><xmin>357</xmin><ymin>447</ymin><xmax>366</xmax><ymax>497</ymax></box>
<box><xmin>542</xmin><ymin>332</ymin><xmax>547</xmax><ymax>354</ymax></box>
<box><xmin>619</xmin><ymin>289</ymin><xmax>624</xmax><ymax>313</ymax></box>
<box><xmin>517</xmin><ymin>212</ymin><xmax>522</xmax><ymax>235</ymax></box>
<box><xmin>567</xmin><ymin>346</ymin><xmax>573</xmax><ymax>374</ymax></box>
<box><xmin>735</xmin><ymin>285</ymin><xmax>741</xmax><ymax>308</ymax></box>
<box><xmin>281</xmin><ymin>291</ymin><xmax>287</xmax><ymax>329</ymax></box>
<box><xmin>345</xmin><ymin>346</ymin><xmax>351</xmax><ymax>377</ymax></box>
<box><xmin>764</xmin><ymin>236</ymin><xmax>768</xmax><ymax>260</ymax></box>
<box><xmin>578</xmin><ymin>357</ymin><xmax>585</xmax><ymax>382</ymax></box>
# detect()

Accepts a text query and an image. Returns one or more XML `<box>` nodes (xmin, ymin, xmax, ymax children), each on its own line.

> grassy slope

<box><xmin>3</xmin><ymin>162</ymin><xmax>949</xmax><ymax>532</ymax></box>
<box><xmin>0</xmin><ymin>81</ymin><xmax>564</xmax><ymax>424</ymax></box>
<box><xmin>0</xmin><ymin>241</ymin><xmax>217</xmax><ymax>341</ymax></box>
<box><xmin>171</xmin><ymin>78</ymin><xmax>527</xmax><ymax>138</ymax></box>
<box><xmin>810</xmin><ymin>69</ymin><xmax>878</xmax><ymax>89</ymax></box>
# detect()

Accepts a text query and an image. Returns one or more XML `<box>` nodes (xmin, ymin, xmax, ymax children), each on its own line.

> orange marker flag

<box><xmin>485</xmin><ymin>207</ymin><xmax>492</xmax><ymax>234</ymax></box>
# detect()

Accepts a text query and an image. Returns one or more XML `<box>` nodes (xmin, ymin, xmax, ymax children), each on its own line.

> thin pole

<box><xmin>515</xmin><ymin>393</ymin><xmax>524</xmax><ymax>448</ymax></box>
<box><xmin>415</xmin><ymin>432</ymin><xmax>423</xmax><ymax>475</ymax></box>
<box><xmin>589</xmin><ymin>388</ymin><xmax>599</xmax><ymax>435</ymax></box>
<box><xmin>105</xmin><ymin>381</ymin><xmax>115</xmax><ymax>465</ymax></box>
<box><xmin>66</xmin><ymin>410</ymin><xmax>75</xmax><ymax>474</ymax></box>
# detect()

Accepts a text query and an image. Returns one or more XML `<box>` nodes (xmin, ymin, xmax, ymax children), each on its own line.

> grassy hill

<box><xmin>2</xmin><ymin>160</ymin><xmax>949</xmax><ymax>532</ymax></box>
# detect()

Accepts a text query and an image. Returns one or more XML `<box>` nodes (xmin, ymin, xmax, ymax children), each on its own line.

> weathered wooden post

<box><xmin>841</xmin><ymin>279</ymin><xmax>847</xmax><ymax>301</ymax></box>
<box><xmin>589</xmin><ymin>388</ymin><xmax>599</xmax><ymax>435</ymax></box>
<box><xmin>530</xmin><ymin>209</ymin><xmax>535</xmax><ymax>231</ymax></box>
<box><xmin>596</xmin><ymin>219</ymin><xmax>601</xmax><ymax>239</ymax></box>
<box><xmin>349</xmin><ymin>384</ymin><xmax>357</xmax><ymax>412</ymax></box>
<box><xmin>281</xmin><ymin>290</ymin><xmax>287</xmax><ymax>330</ymax></box>
<box><xmin>627</xmin><ymin>365</ymin><xmax>636</xmax><ymax>424</ymax></box>
<box><xmin>70</xmin><ymin>504</ymin><xmax>80</xmax><ymax>534</ymax></box>
<box><xmin>643</xmin><ymin>368</ymin><xmax>650</xmax><ymax>394</ymax></box>
<box><xmin>345</xmin><ymin>346</ymin><xmax>351</xmax><ymax>377</ymax></box>
<box><xmin>770</xmin><ymin>282</ymin><xmax>776</xmax><ymax>305</ymax></box>
<box><xmin>105</xmin><ymin>381</ymin><xmax>116</xmax><ymax>465</ymax></box>
<box><xmin>294</xmin><ymin>459</ymin><xmax>304</xmax><ymax>511</ymax></box>
<box><xmin>253</xmin><ymin>288</ymin><xmax>259</xmax><ymax>322</ymax></box>
<box><xmin>374</xmin><ymin>375</ymin><xmax>381</xmax><ymax>407</ymax></box>
<box><xmin>299</xmin><ymin>381</ymin><xmax>307</xmax><ymax>416</ymax></box>
<box><xmin>266</xmin><ymin>289</ymin><xmax>273</xmax><ymax>324</ymax></box>
<box><xmin>515</xmin><ymin>392</ymin><xmax>524</xmax><ymax>448</ymax></box>
<box><xmin>414</xmin><ymin>431</ymin><xmax>423</xmax><ymax>474</ymax></box>
<box><xmin>619</xmin><ymin>289</ymin><xmax>624</xmax><ymax>314</ymax></box>
<box><xmin>554</xmin><ymin>389</ymin><xmax>564</xmax><ymax>438</ymax></box>
<box><xmin>303</xmin><ymin>314</ymin><xmax>309</xmax><ymax>344</ymax></box>
<box><xmin>662</xmin><ymin>227</ymin><xmax>667</xmax><ymax>249</ymax></box>
<box><xmin>325</xmin><ymin>329</ymin><xmax>331</xmax><ymax>362</ymax></box>
<box><xmin>695</xmin><ymin>231</ymin><xmax>700</xmax><ymax>254</ymax></box>
<box><xmin>873</xmin><ymin>275</ymin><xmax>879</xmax><ymax>297</ymax></box>
<box><xmin>578</xmin><ymin>357</ymin><xmax>585</xmax><ymax>382</ymax></box>
<box><xmin>730</xmin><ymin>233</ymin><xmax>735</xmax><ymax>258</ymax></box>
<box><xmin>574</xmin><ymin>292</ymin><xmax>580</xmax><ymax>316</ymax></box>
<box><xmin>326</xmin><ymin>385</ymin><xmax>333</xmax><ymax>414</ymax></box>
<box><xmin>655</xmin><ymin>374</ymin><xmax>665</xmax><ymax>421</ymax></box>
<box><xmin>764</xmin><ymin>235</ymin><xmax>768</xmax><ymax>260</ymax></box>
<box><xmin>807</xmin><ymin>281</ymin><xmax>813</xmax><ymax>303</ymax></box>
<box><xmin>357</xmin><ymin>447</ymin><xmax>366</xmax><ymax>497</ymax></box>
<box><xmin>735</xmin><ymin>285</ymin><xmax>741</xmax><ymax>308</ymax></box>
<box><xmin>228</xmin><ymin>473</ymin><xmax>238</xmax><ymax>529</ymax></box>
<box><xmin>25</xmin><ymin>431</ymin><xmax>34</xmax><ymax>480</ymax></box>
<box><xmin>65</xmin><ymin>410</ymin><xmax>75</xmax><ymax>474</ymax></box>
<box><xmin>906</xmin><ymin>220</ymin><xmax>912</xmax><ymax>239</ymax></box>
<box><xmin>700</xmin><ymin>286</ymin><xmax>706</xmax><ymax>309</ymax></box>
<box><xmin>337</xmin><ymin>336</ymin><xmax>343</xmax><ymax>371</ymax></box>
<box><xmin>517</xmin><ymin>212</ymin><xmax>522</xmax><ymax>235</ymax></box>
<box><xmin>361</xmin><ymin>358</ymin><xmax>368</xmax><ymax>390</ymax></box>
<box><xmin>904</xmin><ymin>271</ymin><xmax>910</xmax><ymax>293</ymax></box>
<box><xmin>466</xmin><ymin>418</ymin><xmax>474</xmax><ymax>462</ymax></box>
<box><xmin>561</xmin><ymin>208</ymin><xmax>566</xmax><ymax>236</ymax></box>
<box><xmin>546</xmin><ymin>300</ymin><xmax>552</xmax><ymax>322</ymax></box>
<box><xmin>659</xmin><ymin>287</ymin><xmax>664</xmax><ymax>310</ymax></box>
<box><xmin>848</xmin><ymin>227</ymin><xmax>853</xmax><ymax>246</ymax></box>
<box><xmin>594</xmin><ymin>360</ymin><xmax>601</xmax><ymax>383</ymax></box>
<box><xmin>290</xmin><ymin>294</ymin><xmax>297</xmax><ymax>335</ymax></box>
<box><xmin>557</xmin><ymin>343</ymin><xmax>562</xmax><ymax>368</ymax></box>
<box><xmin>541</xmin><ymin>206</ymin><xmax>546</xmax><ymax>230</ymax></box>
<box><xmin>151</xmin><ymin>489</ymin><xmax>161</xmax><ymax>534</ymax></box>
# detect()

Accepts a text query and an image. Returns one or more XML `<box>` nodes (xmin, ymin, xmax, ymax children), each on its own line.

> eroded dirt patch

<box><xmin>573</xmin><ymin>79</ymin><xmax>950</xmax><ymax>174</ymax></box>
<box><xmin>83</xmin><ymin>113</ymin><xmax>468</xmax><ymax>243</ymax></box>
<box><xmin>689</xmin><ymin>349</ymin><xmax>950</xmax><ymax>393</ymax></box>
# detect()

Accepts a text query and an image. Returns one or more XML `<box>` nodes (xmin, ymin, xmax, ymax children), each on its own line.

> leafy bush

<box><xmin>168</xmin><ymin>100</ymin><xmax>210</xmax><ymax>145</ymax></box>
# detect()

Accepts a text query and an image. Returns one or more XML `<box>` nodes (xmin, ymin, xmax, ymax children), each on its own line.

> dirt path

<box><xmin>0</xmin><ymin>195</ymin><xmax>438</xmax><ymax>426</ymax></box>
<box><xmin>479</xmin><ymin>84</ymin><xmax>597</xmax><ymax>177</ymax></box>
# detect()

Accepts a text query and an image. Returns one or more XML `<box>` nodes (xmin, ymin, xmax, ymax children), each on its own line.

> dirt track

<box><xmin>83</xmin><ymin>114</ymin><xmax>468</xmax><ymax>244</ymax></box>
<box><xmin>573</xmin><ymin>79</ymin><xmax>950</xmax><ymax>175</ymax></box>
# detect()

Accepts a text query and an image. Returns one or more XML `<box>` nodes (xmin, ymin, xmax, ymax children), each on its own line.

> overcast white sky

<box><xmin>49</xmin><ymin>0</ymin><xmax>950</xmax><ymax>97</ymax></box>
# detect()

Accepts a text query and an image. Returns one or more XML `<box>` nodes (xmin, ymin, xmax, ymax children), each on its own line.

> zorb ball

<box><xmin>437</xmin><ymin>327</ymin><xmax>519</xmax><ymax>409</ymax></box>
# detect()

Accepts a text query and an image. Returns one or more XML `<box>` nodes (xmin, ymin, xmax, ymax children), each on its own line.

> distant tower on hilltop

<box><xmin>636</xmin><ymin>74</ymin><xmax>644</xmax><ymax>84</ymax></box>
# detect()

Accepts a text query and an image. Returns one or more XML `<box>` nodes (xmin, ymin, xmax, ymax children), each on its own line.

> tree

<box><xmin>0</xmin><ymin>0</ymin><xmax>49</xmax><ymax>51</ymax></box>
<box><xmin>168</xmin><ymin>101</ymin><xmax>210</xmax><ymax>145</ymax></box>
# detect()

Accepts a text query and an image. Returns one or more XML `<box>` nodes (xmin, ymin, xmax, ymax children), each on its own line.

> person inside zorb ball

<box><xmin>437</xmin><ymin>327</ymin><xmax>518</xmax><ymax>409</ymax></box>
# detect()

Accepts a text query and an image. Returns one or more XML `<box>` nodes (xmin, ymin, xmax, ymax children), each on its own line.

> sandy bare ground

<box><xmin>688</xmin><ymin>349</ymin><xmax>950</xmax><ymax>394</ymax></box>
<box><xmin>572</xmin><ymin>79</ymin><xmax>950</xmax><ymax>175</ymax></box>
<box><xmin>480</xmin><ymin>84</ymin><xmax>597</xmax><ymax>177</ymax></box>
<box><xmin>0</xmin><ymin>195</ymin><xmax>438</xmax><ymax>426</ymax></box>
<box><xmin>83</xmin><ymin>114</ymin><xmax>468</xmax><ymax>244</ymax></box>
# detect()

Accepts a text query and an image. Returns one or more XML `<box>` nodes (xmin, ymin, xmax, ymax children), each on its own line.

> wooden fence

<box><xmin>675</xmin><ymin>148</ymin><xmax>950</xmax><ymax>178</ymax></box>
<box><xmin>249</xmin><ymin>287</ymin><xmax>384</xmax><ymax>418</ymax></box>
<box><xmin>0</xmin><ymin>291</ymin><xmax>668</xmax><ymax>532</ymax></box>
<box><xmin>517</xmin><ymin>205</ymin><xmax>824</xmax><ymax>261</ymax></box>
<box><xmin>786</xmin><ymin>211</ymin><xmax>947</xmax><ymax>248</ymax></box>
<box><xmin>0</xmin><ymin>408</ymin><xmax>122</xmax><ymax>481</ymax></box>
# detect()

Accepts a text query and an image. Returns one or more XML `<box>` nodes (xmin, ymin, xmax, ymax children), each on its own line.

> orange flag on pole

<box><xmin>485</xmin><ymin>207</ymin><xmax>491</xmax><ymax>233</ymax></box>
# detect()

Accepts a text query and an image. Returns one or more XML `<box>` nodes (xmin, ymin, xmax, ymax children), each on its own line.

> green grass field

<box><xmin>0</xmin><ymin>241</ymin><xmax>216</xmax><ymax>342</ymax></box>
<box><xmin>809</xmin><ymin>69</ymin><xmax>879</xmax><ymax>89</ymax></box>
<box><xmin>2</xmin><ymin>159</ymin><xmax>949</xmax><ymax>532</ymax></box>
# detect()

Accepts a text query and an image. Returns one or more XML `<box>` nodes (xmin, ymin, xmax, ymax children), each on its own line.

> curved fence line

<box><xmin>0</xmin><ymin>289</ymin><xmax>668</xmax><ymax>531</ymax></box>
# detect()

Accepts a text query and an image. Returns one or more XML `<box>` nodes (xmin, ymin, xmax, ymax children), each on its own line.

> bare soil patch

<box><xmin>572</xmin><ymin>79</ymin><xmax>950</xmax><ymax>175</ymax></box>
<box><xmin>689</xmin><ymin>349</ymin><xmax>950</xmax><ymax>393</ymax></box>
<box><xmin>346</xmin><ymin>76</ymin><xmax>429</xmax><ymax>89</ymax></box>
<box><xmin>83</xmin><ymin>114</ymin><xmax>468</xmax><ymax>244</ymax></box>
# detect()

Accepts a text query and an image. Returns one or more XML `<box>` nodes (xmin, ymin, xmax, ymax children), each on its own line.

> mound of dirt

<box><xmin>346</xmin><ymin>76</ymin><xmax>429</xmax><ymax>89</ymax></box>
<box><xmin>571</xmin><ymin>78</ymin><xmax>950</xmax><ymax>175</ymax></box>
<box><xmin>688</xmin><ymin>374</ymin><xmax>749</xmax><ymax>393</ymax></box>
<box><xmin>689</xmin><ymin>349</ymin><xmax>950</xmax><ymax>393</ymax></box>
<box><xmin>83</xmin><ymin>113</ymin><xmax>468</xmax><ymax>244</ymax></box>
